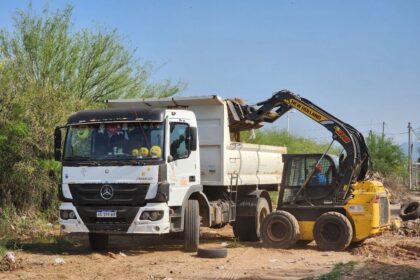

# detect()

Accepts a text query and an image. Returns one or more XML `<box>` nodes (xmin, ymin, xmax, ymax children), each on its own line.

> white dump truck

<box><xmin>54</xmin><ymin>95</ymin><xmax>286</xmax><ymax>251</ymax></box>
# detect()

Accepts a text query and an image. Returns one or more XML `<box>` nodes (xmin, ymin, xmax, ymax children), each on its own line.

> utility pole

<box><xmin>408</xmin><ymin>122</ymin><xmax>412</xmax><ymax>190</ymax></box>
<box><xmin>382</xmin><ymin>121</ymin><xmax>385</xmax><ymax>141</ymax></box>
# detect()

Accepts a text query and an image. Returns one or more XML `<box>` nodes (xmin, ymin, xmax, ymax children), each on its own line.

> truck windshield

<box><xmin>63</xmin><ymin>122</ymin><xmax>164</xmax><ymax>161</ymax></box>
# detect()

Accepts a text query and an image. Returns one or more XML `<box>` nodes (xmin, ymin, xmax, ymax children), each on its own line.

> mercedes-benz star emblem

<box><xmin>100</xmin><ymin>185</ymin><xmax>114</xmax><ymax>200</ymax></box>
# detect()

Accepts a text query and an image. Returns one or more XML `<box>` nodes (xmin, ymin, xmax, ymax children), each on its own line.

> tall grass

<box><xmin>244</xmin><ymin>128</ymin><xmax>340</xmax><ymax>154</ymax></box>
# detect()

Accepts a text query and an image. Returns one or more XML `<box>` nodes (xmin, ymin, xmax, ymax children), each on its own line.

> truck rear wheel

<box><xmin>89</xmin><ymin>233</ymin><xmax>109</xmax><ymax>251</ymax></box>
<box><xmin>261</xmin><ymin>210</ymin><xmax>300</xmax><ymax>248</ymax></box>
<box><xmin>233</xmin><ymin>198</ymin><xmax>270</xmax><ymax>242</ymax></box>
<box><xmin>313</xmin><ymin>212</ymin><xmax>353</xmax><ymax>251</ymax></box>
<box><xmin>184</xmin><ymin>199</ymin><xmax>200</xmax><ymax>252</ymax></box>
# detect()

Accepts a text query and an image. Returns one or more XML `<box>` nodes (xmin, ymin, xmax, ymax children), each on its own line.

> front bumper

<box><xmin>59</xmin><ymin>202</ymin><xmax>171</xmax><ymax>235</ymax></box>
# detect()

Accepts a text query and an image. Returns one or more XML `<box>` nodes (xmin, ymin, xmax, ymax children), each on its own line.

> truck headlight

<box><xmin>140</xmin><ymin>211</ymin><xmax>164</xmax><ymax>221</ymax></box>
<box><xmin>60</xmin><ymin>210</ymin><xmax>76</xmax><ymax>220</ymax></box>
<box><xmin>68</xmin><ymin>211</ymin><xmax>76</xmax><ymax>219</ymax></box>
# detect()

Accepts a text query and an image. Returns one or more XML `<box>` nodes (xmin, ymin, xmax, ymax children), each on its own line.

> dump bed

<box><xmin>107</xmin><ymin>95</ymin><xmax>286</xmax><ymax>188</ymax></box>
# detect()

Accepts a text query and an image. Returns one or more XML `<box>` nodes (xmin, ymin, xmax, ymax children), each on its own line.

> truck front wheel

<box><xmin>89</xmin><ymin>233</ymin><xmax>109</xmax><ymax>251</ymax></box>
<box><xmin>184</xmin><ymin>199</ymin><xmax>200</xmax><ymax>252</ymax></box>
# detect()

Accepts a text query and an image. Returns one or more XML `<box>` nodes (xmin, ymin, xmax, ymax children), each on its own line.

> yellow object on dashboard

<box><xmin>139</xmin><ymin>147</ymin><xmax>149</xmax><ymax>157</ymax></box>
<box><xmin>131</xmin><ymin>149</ymin><xmax>139</xmax><ymax>156</ymax></box>
<box><xmin>150</xmin><ymin>145</ymin><xmax>162</xmax><ymax>158</ymax></box>
<box><xmin>77</xmin><ymin>126</ymin><xmax>89</xmax><ymax>140</ymax></box>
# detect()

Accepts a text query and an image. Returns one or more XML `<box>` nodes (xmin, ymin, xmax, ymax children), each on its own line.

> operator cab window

<box><xmin>306</xmin><ymin>157</ymin><xmax>333</xmax><ymax>186</ymax></box>
<box><xmin>170</xmin><ymin>123</ymin><xmax>190</xmax><ymax>160</ymax></box>
<box><xmin>282</xmin><ymin>155</ymin><xmax>336</xmax><ymax>205</ymax></box>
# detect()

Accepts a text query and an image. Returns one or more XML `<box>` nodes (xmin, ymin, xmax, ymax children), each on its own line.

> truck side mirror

<box><xmin>54</xmin><ymin>127</ymin><xmax>62</xmax><ymax>161</ymax></box>
<box><xmin>189</xmin><ymin>127</ymin><xmax>197</xmax><ymax>151</ymax></box>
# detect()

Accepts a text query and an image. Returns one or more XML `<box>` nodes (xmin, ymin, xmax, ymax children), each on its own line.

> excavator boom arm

<box><xmin>227</xmin><ymin>90</ymin><xmax>370</xmax><ymax>202</ymax></box>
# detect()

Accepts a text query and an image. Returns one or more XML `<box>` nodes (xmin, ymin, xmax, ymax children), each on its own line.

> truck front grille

<box><xmin>379</xmin><ymin>196</ymin><xmax>389</xmax><ymax>226</ymax></box>
<box><xmin>76</xmin><ymin>206</ymin><xmax>139</xmax><ymax>232</ymax></box>
<box><xmin>69</xmin><ymin>183</ymin><xmax>149</xmax><ymax>206</ymax></box>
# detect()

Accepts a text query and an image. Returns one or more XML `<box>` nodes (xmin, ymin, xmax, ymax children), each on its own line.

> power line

<box><xmin>412</xmin><ymin>128</ymin><xmax>420</xmax><ymax>140</ymax></box>
<box><xmin>386</xmin><ymin>131</ymin><xmax>408</xmax><ymax>136</ymax></box>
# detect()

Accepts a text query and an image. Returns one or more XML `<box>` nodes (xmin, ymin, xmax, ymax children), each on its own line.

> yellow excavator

<box><xmin>228</xmin><ymin>90</ymin><xmax>391</xmax><ymax>251</ymax></box>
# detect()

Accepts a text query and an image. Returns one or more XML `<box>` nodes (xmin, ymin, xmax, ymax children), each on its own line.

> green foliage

<box><xmin>366</xmin><ymin>132</ymin><xmax>407</xmax><ymax>176</ymax></box>
<box><xmin>0</xmin><ymin>244</ymin><xmax>5</xmax><ymax>258</ymax></box>
<box><xmin>245</xmin><ymin>129</ymin><xmax>340</xmax><ymax>154</ymax></box>
<box><xmin>0</xmin><ymin>5</ymin><xmax>183</xmax><ymax>103</ymax></box>
<box><xmin>268</xmin><ymin>191</ymin><xmax>279</xmax><ymax>208</ymax></box>
<box><xmin>0</xmin><ymin>4</ymin><xmax>183</xmax><ymax>216</ymax></box>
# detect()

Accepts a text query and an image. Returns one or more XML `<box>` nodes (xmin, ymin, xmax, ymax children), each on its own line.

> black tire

<box><xmin>400</xmin><ymin>201</ymin><xmax>420</xmax><ymax>221</ymax></box>
<box><xmin>184</xmin><ymin>199</ymin><xmax>200</xmax><ymax>252</ymax></box>
<box><xmin>197</xmin><ymin>247</ymin><xmax>228</xmax><ymax>258</ymax></box>
<box><xmin>232</xmin><ymin>217</ymin><xmax>254</xmax><ymax>241</ymax></box>
<box><xmin>232</xmin><ymin>198</ymin><xmax>270</xmax><ymax>242</ymax></box>
<box><xmin>89</xmin><ymin>233</ymin><xmax>109</xmax><ymax>251</ymax></box>
<box><xmin>313</xmin><ymin>212</ymin><xmax>353</xmax><ymax>251</ymax></box>
<box><xmin>260</xmin><ymin>210</ymin><xmax>300</xmax><ymax>249</ymax></box>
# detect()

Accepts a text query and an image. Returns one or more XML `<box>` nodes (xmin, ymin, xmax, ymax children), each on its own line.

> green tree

<box><xmin>366</xmin><ymin>132</ymin><xmax>407</xmax><ymax>176</ymax></box>
<box><xmin>0</xmin><ymin>5</ymin><xmax>183</xmax><ymax>214</ymax></box>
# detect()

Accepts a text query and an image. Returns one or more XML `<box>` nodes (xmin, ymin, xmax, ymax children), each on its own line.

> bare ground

<box><xmin>1</xmin><ymin>224</ymin><xmax>419</xmax><ymax>280</ymax></box>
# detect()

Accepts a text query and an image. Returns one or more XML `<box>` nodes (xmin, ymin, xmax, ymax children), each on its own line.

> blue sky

<box><xmin>1</xmin><ymin>0</ymin><xmax>419</xmax><ymax>145</ymax></box>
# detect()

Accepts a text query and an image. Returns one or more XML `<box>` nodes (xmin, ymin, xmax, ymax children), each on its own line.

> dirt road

<box><xmin>1</xmin><ymin>224</ymin><xmax>419</xmax><ymax>280</ymax></box>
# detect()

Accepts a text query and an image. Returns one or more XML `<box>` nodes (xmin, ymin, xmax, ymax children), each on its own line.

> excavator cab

<box><xmin>279</xmin><ymin>154</ymin><xmax>338</xmax><ymax>207</ymax></box>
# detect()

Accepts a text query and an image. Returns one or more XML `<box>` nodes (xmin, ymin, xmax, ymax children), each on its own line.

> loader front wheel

<box><xmin>314</xmin><ymin>212</ymin><xmax>353</xmax><ymax>251</ymax></box>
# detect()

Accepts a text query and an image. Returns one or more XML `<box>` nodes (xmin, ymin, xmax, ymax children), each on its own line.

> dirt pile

<box><xmin>352</xmin><ymin>260</ymin><xmax>420</xmax><ymax>280</ymax></box>
<box><xmin>394</xmin><ymin>219</ymin><xmax>420</xmax><ymax>237</ymax></box>
<box><xmin>366</xmin><ymin>172</ymin><xmax>412</xmax><ymax>204</ymax></box>
<box><xmin>351</xmin><ymin>232</ymin><xmax>420</xmax><ymax>262</ymax></box>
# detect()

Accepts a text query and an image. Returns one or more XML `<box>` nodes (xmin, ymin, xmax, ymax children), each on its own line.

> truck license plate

<box><xmin>96</xmin><ymin>210</ymin><xmax>117</xmax><ymax>218</ymax></box>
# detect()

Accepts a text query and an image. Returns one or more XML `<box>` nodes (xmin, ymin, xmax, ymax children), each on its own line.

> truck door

<box><xmin>167</xmin><ymin>121</ymin><xmax>198</xmax><ymax>206</ymax></box>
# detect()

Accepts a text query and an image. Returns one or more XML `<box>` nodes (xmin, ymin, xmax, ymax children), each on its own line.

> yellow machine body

<box><xmin>297</xmin><ymin>180</ymin><xmax>391</xmax><ymax>241</ymax></box>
